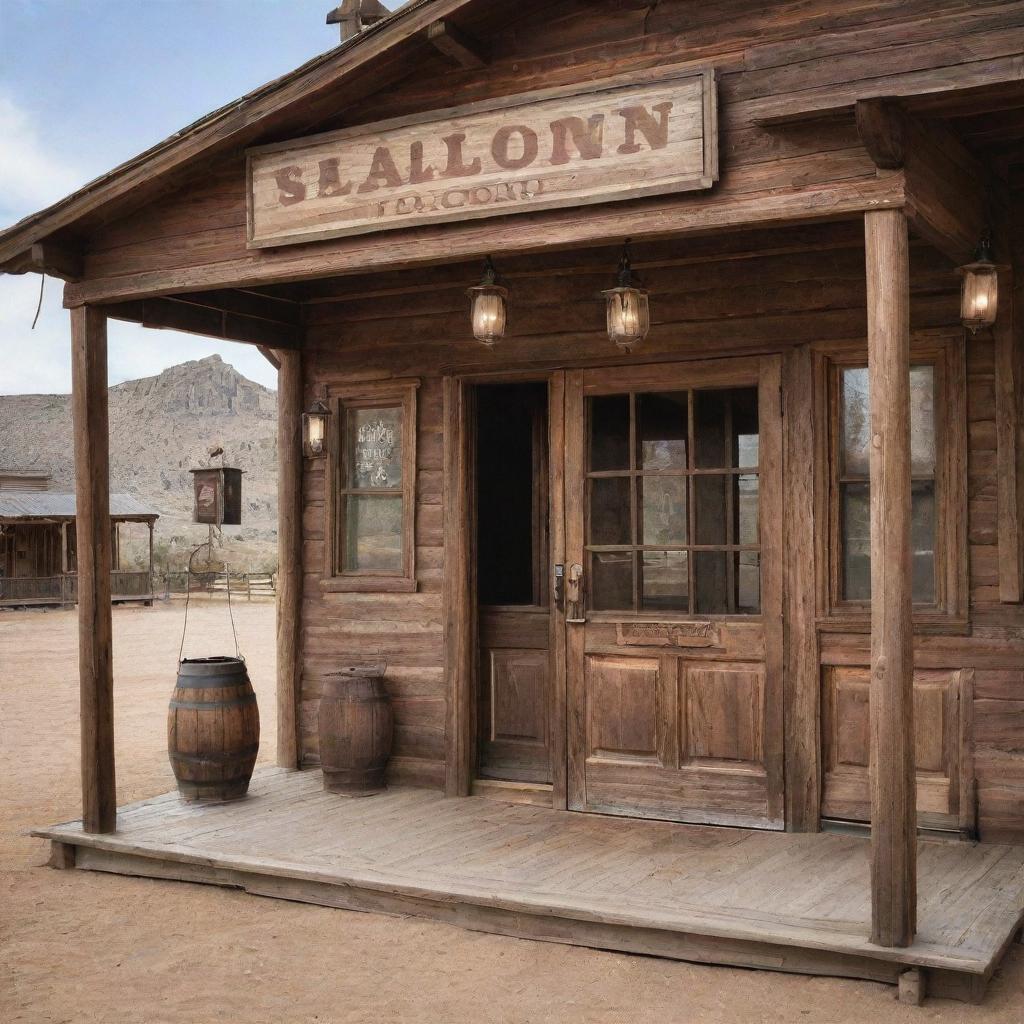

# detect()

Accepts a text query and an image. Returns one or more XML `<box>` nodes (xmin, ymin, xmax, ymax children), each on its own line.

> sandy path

<box><xmin>1</xmin><ymin>602</ymin><xmax>1022</xmax><ymax>1023</ymax></box>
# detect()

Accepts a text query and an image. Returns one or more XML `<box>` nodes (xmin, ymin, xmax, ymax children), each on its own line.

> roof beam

<box><xmin>104</xmin><ymin>297</ymin><xmax>302</xmax><ymax>349</ymax></box>
<box><xmin>426</xmin><ymin>20</ymin><xmax>488</xmax><ymax>69</ymax></box>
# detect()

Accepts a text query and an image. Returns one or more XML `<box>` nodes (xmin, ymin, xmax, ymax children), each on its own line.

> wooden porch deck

<box><xmin>36</xmin><ymin>768</ymin><xmax>1024</xmax><ymax>1004</ymax></box>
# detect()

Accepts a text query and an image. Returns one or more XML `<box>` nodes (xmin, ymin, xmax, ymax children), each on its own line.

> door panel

<box><xmin>821</xmin><ymin>666</ymin><xmax>974</xmax><ymax>832</ymax></box>
<box><xmin>565</xmin><ymin>358</ymin><xmax>784</xmax><ymax>828</ymax></box>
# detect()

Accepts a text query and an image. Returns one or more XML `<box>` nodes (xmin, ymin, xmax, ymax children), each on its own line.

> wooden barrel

<box><xmin>168</xmin><ymin>657</ymin><xmax>260</xmax><ymax>803</ymax></box>
<box><xmin>319</xmin><ymin>664</ymin><xmax>393</xmax><ymax>796</ymax></box>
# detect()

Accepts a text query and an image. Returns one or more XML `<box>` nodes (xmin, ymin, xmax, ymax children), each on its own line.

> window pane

<box><xmin>637</xmin><ymin>392</ymin><xmax>688</xmax><ymax>470</ymax></box>
<box><xmin>694</xmin><ymin>387</ymin><xmax>759</xmax><ymax>469</ymax></box>
<box><xmin>694</xmin><ymin>550</ymin><xmax>729</xmax><ymax>614</ymax></box>
<box><xmin>842</xmin><ymin>365</ymin><xmax>936</xmax><ymax>478</ymax></box>
<box><xmin>641</xmin><ymin>551</ymin><xmax>688</xmax><ymax>612</ymax></box>
<box><xmin>736</xmin><ymin>474</ymin><xmax>759</xmax><ymax>546</ymax></box>
<box><xmin>694</xmin><ymin>389</ymin><xmax>728</xmax><ymax>468</ymax></box>
<box><xmin>344</xmin><ymin>495</ymin><xmax>403</xmax><ymax>572</ymax></box>
<box><xmin>841</xmin><ymin>482</ymin><xmax>871</xmax><ymax>601</ymax></box>
<box><xmin>731</xmin><ymin>389</ymin><xmax>759</xmax><ymax>468</ymax></box>
<box><xmin>737</xmin><ymin>552</ymin><xmax>761</xmax><ymax>614</ymax></box>
<box><xmin>841</xmin><ymin>368</ymin><xmax>871</xmax><ymax>477</ymax></box>
<box><xmin>589</xmin><ymin>395</ymin><xmax>630</xmax><ymax>471</ymax></box>
<box><xmin>347</xmin><ymin>407</ymin><xmax>403</xmax><ymax>489</ymax></box>
<box><xmin>640</xmin><ymin>476</ymin><xmax>687</xmax><ymax>545</ymax></box>
<box><xmin>591</xmin><ymin>551</ymin><xmax>634</xmax><ymax>611</ymax></box>
<box><xmin>911</xmin><ymin>366</ymin><xmax>936</xmax><ymax>476</ymax></box>
<box><xmin>590</xmin><ymin>477</ymin><xmax>631</xmax><ymax>545</ymax></box>
<box><xmin>912</xmin><ymin>481</ymin><xmax>936</xmax><ymax>604</ymax></box>
<box><xmin>694</xmin><ymin>475</ymin><xmax>729</xmax><ymax>546</ymax></box>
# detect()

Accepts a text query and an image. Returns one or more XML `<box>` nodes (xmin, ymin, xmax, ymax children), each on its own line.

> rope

<box><xmin>177</xmin><ymin>529</ymin><xmax>242</xmax><ymax>666</ymax></box>
<box><xmin>31</xmin><ymin>273</ymin><xmax>45</xmax><ymax>330</ymax></box>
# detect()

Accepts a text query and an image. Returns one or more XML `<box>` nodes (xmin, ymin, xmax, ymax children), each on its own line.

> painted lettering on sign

<box><xmin>247</xmin><ymin>67</ymin><xmax>717</xmax><ymax>248</ymax></box>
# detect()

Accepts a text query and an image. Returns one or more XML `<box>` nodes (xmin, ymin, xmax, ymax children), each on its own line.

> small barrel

<box><xmin>168</xmin><ymin>656</ymin><xmax>260</xmax><ymax>803</ymax></box>
<box><xmin>319</xmin><ymin>664</ymin><xmax>393</xmax><ymax>796</ymax></box>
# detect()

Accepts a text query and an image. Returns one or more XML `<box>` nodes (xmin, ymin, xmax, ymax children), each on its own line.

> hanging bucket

<box><xmin>168</xmin><ymin>656</ymin><xmax>260</xmax><ymax>803</ymax></box>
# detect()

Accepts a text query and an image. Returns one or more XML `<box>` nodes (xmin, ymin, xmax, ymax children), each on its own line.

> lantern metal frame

<box><xmin>302</xmin><ymin>399</ymin><xmax>331</xmax><ymax>458</ymax></box>
<box><xmin>957</xmin><ymin>235</ymin><xmax>1003</xmax><ymax>334</ymax></box>
<box><xmin>467</xmin><ymin>256</ymin><xmax>509</xmax><ymax>347</ymax></box>
<box><xmin>602</xmin><ymin>244</ymin><xmax>651</xmax><ymax>353</ymax></box>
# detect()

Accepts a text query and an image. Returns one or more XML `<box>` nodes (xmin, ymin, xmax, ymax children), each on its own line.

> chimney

<box><xmin>327</xmin><ymin>0</ymin><xmax>391</xmax><ymax>42</ymax></box>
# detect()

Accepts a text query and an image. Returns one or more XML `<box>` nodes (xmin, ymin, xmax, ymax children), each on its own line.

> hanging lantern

<box><xmin>467</xmin><ymin>256</ymin><xmax>508</xmax><ymax>347</ymax></box>
<box><xmin>603</xmin><ymin>244</ymin><xmax>650</xmax><ymax>352</ymax></box>
<box><xmin>958</xmin><ymin>236</ymin><xmax>1000</xmax><ymax>334</ymax></box>
<box><xmin>302</xmin><ymin>400</ymin><xmax>331</xmax><ymax>458</ymax></box>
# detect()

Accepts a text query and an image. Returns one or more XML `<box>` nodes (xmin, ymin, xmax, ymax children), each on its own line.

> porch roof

<box><xmin>0</xmin><ymin>491</ymin><xmax>159</xmax><ymax>521</ymax></box>
<box><xmin>0</xmin><ymin>0</ymin><xmax>478</xmax><ymax>274</ymax></box>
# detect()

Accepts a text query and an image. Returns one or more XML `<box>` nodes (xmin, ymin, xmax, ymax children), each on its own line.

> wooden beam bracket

<box><xmin>426</xmin><ymin>20</ymin><xmax>488</xmax><ymax>69</ymax></box>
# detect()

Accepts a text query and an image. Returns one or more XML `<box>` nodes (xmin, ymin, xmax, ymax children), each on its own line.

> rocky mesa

<box><xmin>0</xmin><ymin>355</ymin><xmax>278</xmax><ymax>570</ymax></box>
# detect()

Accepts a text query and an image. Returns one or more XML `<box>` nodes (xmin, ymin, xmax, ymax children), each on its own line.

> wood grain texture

<box><xmin>865</xmin><ymin>209</ymin><xmax>916</xmax><ymax>948</ymax></box>
<box><xmin>276</xmin><ymin>347</ymin><xmax>303</xmax><ymax>770</ymax></box>
<box><xmin>70</xmin><ymin>306</ymin><xmax>116</xmax><ymax>835</ymax></box>
<box><xmin>34</xmin><ymin>767</ymin><xmax>1024</xmax><ymax>1005</ymax></box>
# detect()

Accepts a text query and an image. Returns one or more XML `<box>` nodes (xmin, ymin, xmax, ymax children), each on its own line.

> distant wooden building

<box><xmin>0</xmin><ymin>492</ymin><xmax>158</xmax><ymax>607</ymax></box>
<box><xmin>0</xmin><ymin>470</ymin><xmax>51</xmax><ymax>491</ymax></box>
<box><xmin>2</xmin><ymin>0</ymin><xmax>1024</xmax><ymax>1005</ymax></box>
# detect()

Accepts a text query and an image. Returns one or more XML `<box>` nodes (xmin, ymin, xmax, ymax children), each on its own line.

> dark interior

<box><xmin>475</xmin><ymin>382</ymin><xmax>548</xmax><ymax>607</ymax></box>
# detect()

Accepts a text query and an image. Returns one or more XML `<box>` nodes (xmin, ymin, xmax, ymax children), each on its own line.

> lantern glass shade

<box><xmin>603</xmin><ymin>286</ymin><xmax>650</xmax><ymax>352</ymax></box>
<box><xmin>468</xmin><ymin>284</ymin><xmax>508</xmax><ymax>346</ymax></box>
<box><xmin>302</xmin><ymin>401</ymin><xmax>330</xmax><ymax>458</ymax></box>
<box><xmin>959</xmin><ymin>261</ymin><xmax>999</xmax><ymax>333</ymax></box>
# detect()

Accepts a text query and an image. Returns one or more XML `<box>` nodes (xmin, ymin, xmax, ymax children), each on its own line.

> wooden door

<box><xmin>564</xmin><ymin>357</ymin><xmax>784</xmax><ymax>828</ymax></box>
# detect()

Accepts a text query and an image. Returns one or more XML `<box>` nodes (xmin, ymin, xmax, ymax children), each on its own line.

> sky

<box><xmin>0</xmin><ymin>0</ymin><xmax>397</xmax><ymax>394</ymax></box>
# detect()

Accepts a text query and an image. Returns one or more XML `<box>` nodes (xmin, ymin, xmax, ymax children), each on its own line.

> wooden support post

<box><xmin>70</xmin><ymin>305</ymin><xmax>116</xmax><ymax>835</ymax></box>
<box><xmin>276</xmin><ymin>347</ymin><xmax>303</xmax><ymax>770</ymax></box>
<box><xmin>898</xmin><ymin>968</ymin><xmax>926</xmax><ymax>1006</ymax></box>
<box><xmin>865</xmin><ymin>210</ymin><xmax>916</xmax><ymax>948</ymax></box>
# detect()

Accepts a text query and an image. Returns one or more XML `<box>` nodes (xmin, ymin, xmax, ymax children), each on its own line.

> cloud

<box><xmin>0</xmin><ymin>92</ymin><xmax>89</xmax><ymax>227</ymax></box>
<box><xmin>0</xmin><ymin>94</ymin><xmax>277</xmax><ymax>396</ymax></box>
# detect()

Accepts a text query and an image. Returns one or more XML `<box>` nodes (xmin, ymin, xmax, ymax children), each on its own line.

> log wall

<box><xmin>297</xmin><ymin>221</ymin><xmax>1024</xmax><ymax>841</ymax></box>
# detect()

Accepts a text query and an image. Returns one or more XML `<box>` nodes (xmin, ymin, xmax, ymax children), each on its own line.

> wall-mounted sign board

<box><xmin>246</xmin><ymin>66</ymin><xmax>717</xmax><ymax>248</ymax></box>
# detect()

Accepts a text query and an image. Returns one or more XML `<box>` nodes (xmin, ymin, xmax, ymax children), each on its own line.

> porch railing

<box><xmin>0</xmin><ymin>571</ymin><xmax>154</xmax><ymax>605</ymax></box>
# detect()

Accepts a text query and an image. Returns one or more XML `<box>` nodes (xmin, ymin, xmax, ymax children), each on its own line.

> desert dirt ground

<box><xmin>2</xmin><ymin>602</ymin><xmax>1023</xmax><ymax>1024</ymax></box>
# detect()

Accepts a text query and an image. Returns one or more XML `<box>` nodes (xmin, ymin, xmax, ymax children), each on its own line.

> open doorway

<box><xmin>474</xmin><ymin>381</ymin><xmax>552</xmax><ymax>785</ymax></box>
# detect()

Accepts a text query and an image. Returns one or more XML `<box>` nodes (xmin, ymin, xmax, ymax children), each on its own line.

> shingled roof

<box><xmin>0</xmin><ymin>492</ymin><xmax>160</xmax><ymax>520</ymax></box>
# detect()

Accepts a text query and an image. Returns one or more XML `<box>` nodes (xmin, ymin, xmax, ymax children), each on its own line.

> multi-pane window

<box><xmin>327</xmin><ymin>382</ymin><xmax>418</xmax><ymax>592</ymax></box>
<box><xmin>835</xmin><ymin>363</ymin><xmax>938</xmax><ymax>605</ymax></box>
<box><xmin>585</xmin><ymin>387</ymin><xmax>760</xmax><ymax>615</ymax></box>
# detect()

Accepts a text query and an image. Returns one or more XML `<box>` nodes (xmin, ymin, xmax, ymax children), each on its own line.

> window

<box><xmin>323</xmin><ymin>381</ymin><xmax>418</xmax><ymax>593</ymax></box>
<box><xmin>820</xmin><ymin>336</ymin><xmax>966</xmax><ymax>625</ymax></box>
<box><xmin>586</xmin><ymin>387</ymin><xmax>760</xmax><ymax>615</ymax></box>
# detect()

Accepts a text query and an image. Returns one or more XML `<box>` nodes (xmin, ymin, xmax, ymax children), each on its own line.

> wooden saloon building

<box><xmin>4</xmin><ymin>0</ymin><xmax>1024</xmax><ymax>1005</ymax></box>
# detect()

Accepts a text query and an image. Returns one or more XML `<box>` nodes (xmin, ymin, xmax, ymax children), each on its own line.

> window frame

<box><xmin>583</xmin><ymin>386</ymin><xmax>762</xmax><ymax>617</ymax></box>
<box><xmin>322</xmin><ymin>379</ymin><xmax>419</xmax><ymax>594</ymax></box>
<box><xmin>814</xmin><ymin>334</ymin><xmax>967</xmax><ymax>632</ymax></box>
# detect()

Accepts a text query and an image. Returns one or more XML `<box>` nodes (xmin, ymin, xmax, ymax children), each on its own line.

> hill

<box><xmin>0</xmin><ymin>355</ymin><xmax>279</xmax><ymax>571</ymax></box>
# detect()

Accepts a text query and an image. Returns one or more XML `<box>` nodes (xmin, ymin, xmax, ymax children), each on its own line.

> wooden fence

<box><xmin>0</xmin><ymin>570</ymin><xmax>154</xmax><ymax>606</ymax></box>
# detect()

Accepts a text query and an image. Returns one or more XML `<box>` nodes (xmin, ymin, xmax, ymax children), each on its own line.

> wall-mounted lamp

<box><xmin>602</xmin><ymin>244</ymin><xmax>650</xmax><ymax>352</ymax></box>
<box><xmin>302</xmin><ymin>399</ymin><xmax>331</xmax><ymax>458</ymax></box>
<box><xmin>467</xmin><ymin>256</ymin><xmax>508</xmax><ymax>347</ymax></box>
<box><xmin>958</xmin><ymin>235</ymin><xmax>1000</xmax><ymax>334</ymax></box>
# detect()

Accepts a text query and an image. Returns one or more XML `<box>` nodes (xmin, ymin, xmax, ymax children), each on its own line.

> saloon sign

<box><xmin>246</xmin><ymin>67</ymin><xmax>717</xmax><ymax>248</ymax></box>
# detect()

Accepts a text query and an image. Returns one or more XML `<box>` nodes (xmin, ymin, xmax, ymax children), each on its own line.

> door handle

<box><xmin>565</xmin><ymin>563</ymin><xmax>586</xmax><ymax>624</ymax></box>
